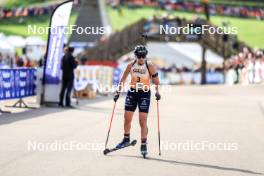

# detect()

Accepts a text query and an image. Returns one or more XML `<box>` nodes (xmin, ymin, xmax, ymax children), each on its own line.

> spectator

<box><xmin>107</xmin><ymin>0</ymin><xmax>264</xmax><ymax>20</ymax></box>
<box><xmin>59</xmin><ymin>46</ymin><xmax>78</xmax><ymax>108</ymax></box>
<box><xmin>0</xmin><ymin>2</ymin><xmax>79</xmax><ymax>19</ymax></box>
<box><xmin>25</xmin><ymin>58</ymin><xmax>33</xmax><ymax>67</ymax></box>
<box><xmin>15</xmin><ymin>53</ymin><xmax>24</xmax><ymax>67</ymax></box>
<box><xmin>225</xmin><ymin>47</ymin><xmax>264</xmax><ymax>84</ymax></box>
<box><xmin>0</xmin><ymin>53</ymin><xmax>3</xmax><ymax>67</ymax></box>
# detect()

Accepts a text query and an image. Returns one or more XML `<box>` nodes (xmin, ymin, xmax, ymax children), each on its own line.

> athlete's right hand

<box><xmin>113</xmin><ymin>91</ymin><xmax>120</xmax><ymax>102</ymax></box>
<box><xmin>155</xmin><ymin>92</ymin><xmax>161</xmax><ymax>101</ymax></box>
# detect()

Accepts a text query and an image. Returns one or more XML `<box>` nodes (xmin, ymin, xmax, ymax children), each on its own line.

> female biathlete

<box><xmin>113</xmin><ymin>45</ymin><xmax>161</xmax><ymax>157</ymax></box>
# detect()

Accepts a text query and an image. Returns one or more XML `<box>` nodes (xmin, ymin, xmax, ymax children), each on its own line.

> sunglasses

<box><xmin>136</xmin><ymin>54</ymin><xmax>146</xmax><ymax>59</ymax></box>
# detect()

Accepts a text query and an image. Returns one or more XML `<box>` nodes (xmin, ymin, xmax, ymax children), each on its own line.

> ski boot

<box><xmin>140</xmin><ymin>143</ymin><xmax>148</xmax><ymax>159</ymax></box>
<box><xmin>116</xmin><ymin>137</ymin><xmax>130</xmax><ymax>149</ymax></box>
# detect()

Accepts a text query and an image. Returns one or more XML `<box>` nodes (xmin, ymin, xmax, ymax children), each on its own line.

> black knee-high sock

<box><xmin>141</xmin><ymin>138</ymin><xmax>147</xmax><ymax>145</ymax></box>
<box><xmin>124</xmin><ymin>133</ymin><xmax>130</xmax><ymax>139</ymax></box>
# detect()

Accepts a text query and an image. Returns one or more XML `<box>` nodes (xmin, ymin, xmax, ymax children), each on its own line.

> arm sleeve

<box><xmin>70</xmin><ymin>56</ymin><xmax>78</xmax><ymax>69</ymax></box>
<box><xmin>61</xmin><ymin>56</ymin><xmax>65</xmax><ymax>70</ymax></box>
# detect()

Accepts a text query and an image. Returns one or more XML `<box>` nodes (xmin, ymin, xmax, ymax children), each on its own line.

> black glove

<box><xmin>155</xmin><ymin>92</ymin><xmax>161</xmax><ymax>101</ymax></box>
<box><xmin>113</xmin><ymin>92</ymin><xmax>120</xmax><ymax>102</ymax></box>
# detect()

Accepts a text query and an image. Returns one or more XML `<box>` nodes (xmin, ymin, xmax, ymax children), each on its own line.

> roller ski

<box><xmin>103</xmin><ymin>139</ymin><xmax>137</xmax><ymax>155</ymax></box>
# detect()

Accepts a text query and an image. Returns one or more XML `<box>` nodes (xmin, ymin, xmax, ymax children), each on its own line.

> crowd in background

<box><xmin>209</xmin><ymin>3</ymin><xmax>264</xmax><ymax>19</ymax></box>
<box><xmin>0</xmin><ymin>52</ymin><xmax>36</xmax><ymax>68</ymax></box>
<box><xmin>0</xmin><ymin>0</ymin><xmax>81</xmax><ymax>19</ymax></box>
<box><xmin>0</xmin><ymin>3</ymin><xmax>59</xmax><ymax>19</ymax></box>
<box><xmin>107</xmin><ymin>0</ymin><xmax>264</xmax><ymax>20</ymax></box>
<box><xmin>159</xmin><ymin>47</ymin><xmax>264</xmax><ymax>85</ymax></box>
<box><xmin>225</xmin><ymin>48</ymin><xmax>264</xmax><ymax>84</ymax></box>
<box><xmin>162</xmin><ymin>1</ymin><xmax>264</xmax><ymax>20</ymax></box>
<box><xmin>2</xmin><ymin>0</ymin><xmax>263</xmax><ymax>20</ymax></box>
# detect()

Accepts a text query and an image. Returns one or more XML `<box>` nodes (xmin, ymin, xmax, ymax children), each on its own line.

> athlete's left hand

<box><xmin>113</xmin><ymin>91</ymin><xmax>120</xmax><ymax>102</ymax></box>
<box><xmin>155</xmin><ymin>92</ymin><xmax>161</xmax><ymax>101</ymax></box>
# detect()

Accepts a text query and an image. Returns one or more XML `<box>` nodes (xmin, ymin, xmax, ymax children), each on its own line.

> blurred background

<box><xmin>0</xmin><ymin>0</ymin><xmax>264</xmax><ymax>97</ymax></box>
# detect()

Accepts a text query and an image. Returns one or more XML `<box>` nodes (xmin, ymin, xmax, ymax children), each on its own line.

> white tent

<box><xmin>167</xmin><ymin>42</ymin><xmax>224</xmax><ymax>65</ymax></box>
<box><xmin>26</xmin><ymin>36</ymin><xmax>46</xmax><ymax>46</ymax></box>
<box><xmin>7</xmin><ymin>35</ymin><xmax>26</xmax><ymax>48</ymax></box>
<box><xmin>25</xmin><ymin>36</ymin><xmax>46</xmax><ymax>61</ymax></box>
<box><xmin>0</xmin><ymin>33</ymin><xmax>6</xmax><ymax>40</ymax></box>
<box><xmin>0</xmin><ymin>39</ymin><xmax>15</xmax><ymax>53</ymax></box>
<box><xmin>146</xmin><ymin>42</ymin><xmax>194</xmax><ymax>68</ymax></box>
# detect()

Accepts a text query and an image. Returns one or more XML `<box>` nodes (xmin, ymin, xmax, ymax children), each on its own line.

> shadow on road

<box><xmin>0</xmin><ymin>96</ymin><xmax>113</xmax><ymax>126</ymax></box>
<box><xmin>111</xmin><ymin>154</ymin><xmax>263</xmax><ymax>175</ymax></box>
<box><xmin>0</xmin><ymin>107</ymin><xmax>68</xmax><ymax>125</ymax></box>
<box><xmin>77</xmin><ymin>106</ymin><xmax>123</xmax><ymax>115</ymax></box>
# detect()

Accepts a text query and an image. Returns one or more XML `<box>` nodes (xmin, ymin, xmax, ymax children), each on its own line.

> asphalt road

<box><xmin>0</xmin><ymin>85</ymin><xmax>264</xmax><ymax>176</ymax></box>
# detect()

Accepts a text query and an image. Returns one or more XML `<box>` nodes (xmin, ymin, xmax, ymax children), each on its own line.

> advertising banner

<box><xmin>166</xmin><ymin>72</ymin><xmax>224</xmax><ymax>85</ymax></box>
<box><xmin>74</xmin><ymin>65</ymin><xmax>114</xmax><ymax>95</ymax></box>
<box><xmin>0</xmin><ymin>68</ymin><xmax>36</xmax><ymax>100</ymax></box>
<box><xmin>42</xmin><ymin>1</ymin><xmax>73</xmax><ymax>103</ymax></box>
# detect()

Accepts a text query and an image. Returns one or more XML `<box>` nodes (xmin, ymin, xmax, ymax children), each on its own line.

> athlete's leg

<box><xmin>116</xmin><ymin>110</ymin><xmax>134</xmax><ymax>148</ymax></box>
<box><xmin>139</xmin><ymin>112</ymin><xmax>148</xmax><ymax>156</ymax></box>
<box><xmin>116</xmin><ymin>90</ymin><xmax>137</xmax><ymax>148</ymax></box>
<box><xmin>138</xmin><ymin>90</ymin><xmax>151</xmax><ymax>155</ymax></box>
<box><xmin>138</xmin><ymin>90</ymin><xmax>151</xmax><ymax>139</ymax></box>
<box><xmin>124</xmin><ymin>89</ymin><xmax>137</xmax><ymax>134</ymax></box>
<box><xmin>124</xmin><ymin>110</ymin><xmax>134</xmax><ymax>134</ymax></box>
<box><xmin>139</xmin><ymin>112</ymin><xmax>148</xmax><ymax>139</ymax></box>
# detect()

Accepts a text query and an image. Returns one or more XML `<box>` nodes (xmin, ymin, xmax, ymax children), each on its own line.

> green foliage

<box><xmin>0</xmin><ymin>12</ymin><xmax>78</xmax><ymax>40</ymax></box>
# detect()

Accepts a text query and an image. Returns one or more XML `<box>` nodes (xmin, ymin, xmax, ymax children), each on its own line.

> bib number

<box><xmin>136</xmin><ymin>76</ymin><xmax>141</xmax><ymax>82</ymax></box>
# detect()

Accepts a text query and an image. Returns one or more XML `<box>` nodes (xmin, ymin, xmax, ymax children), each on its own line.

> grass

<box><xmin>209</xmin><ymin>16</ymin><xmax>264</xmax><ymax>48</ymax></box>
<box><xmin>108</xmin><ymin>7</ymin><xmax>264</xmax><ymax>48</ymax></box>
<box><xmin>0</xmin><ymin>11</ymin><xmax>78</xmax><ymax>40</ymax></box>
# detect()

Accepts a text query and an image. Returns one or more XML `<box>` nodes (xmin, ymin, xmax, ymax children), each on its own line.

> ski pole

<box><xmin>104</xmin><ymin>101</ymin><xmax>117</xmax><ymax>149</ymax></box>
<box><xmin>157</xmin><ymin>100</ymin><xmax>161</xmax><ymax>156</ymax></box>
